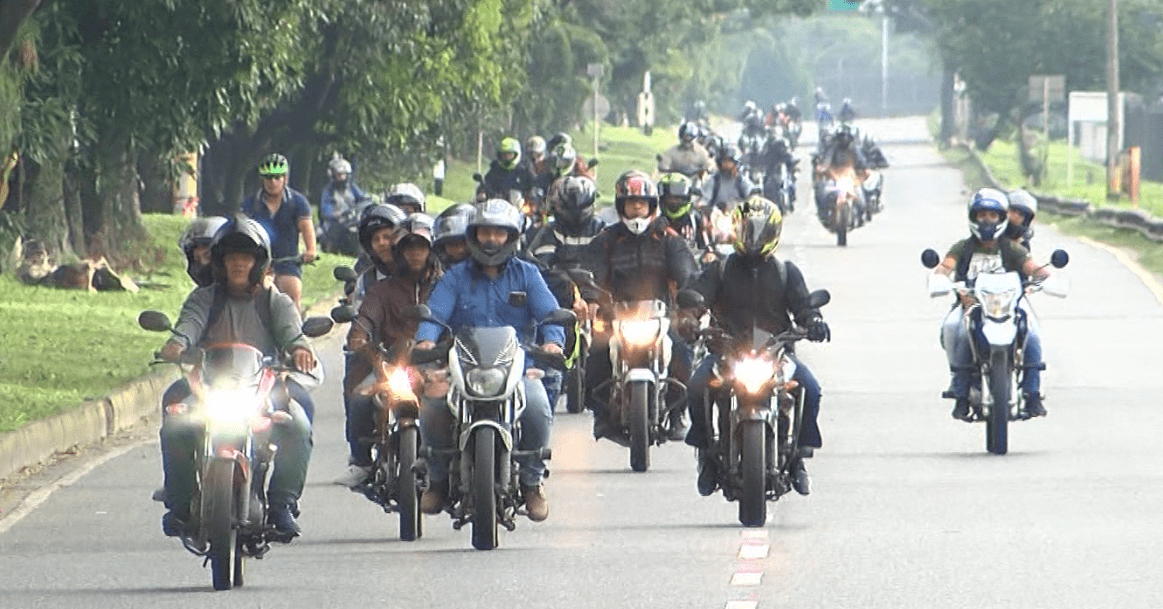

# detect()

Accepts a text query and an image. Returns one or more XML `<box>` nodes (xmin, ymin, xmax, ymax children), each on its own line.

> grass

<box><xmin>0</xmin><ymin>214</ymin><xmax>352</xmax><ymax>433</ymax></box>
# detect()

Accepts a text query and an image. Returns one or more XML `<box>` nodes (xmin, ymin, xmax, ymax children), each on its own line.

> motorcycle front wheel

<box><xmin>629</xmin><ymin>381</ymin><xmax>651</xmax><ymax>472</ymax></box>
<box><xmin>471</xmin><ymin>428</ymin><xmax>499</xmax><ymax>550</ymax></box>
<box><xmin>397</xmin><ymin>426</ymin><xmax>422</xmax><ymax>541</ymax></box>
<box><xmin>986</xmin><ymin>351</ymin><xmax>1011</xmax><ymax>455</ymax></box>
<box><xmin>566</xmin><ymin>364</ymin><xmax>586</xmax><ymax>414</ymax></box>
<box><xmin>739</xmin><ymin>420</ymin><xmax>767</xmax><ymax>527</ymax></box>
<box><xmin>837</xmin><ymin>206</ymin><xmax>849</xmax><ymax>247</ymax></box>
<box><xmin>204</xmin><ymin>460</ymin><xmax>239</xmax><ymax>591</ymax></box>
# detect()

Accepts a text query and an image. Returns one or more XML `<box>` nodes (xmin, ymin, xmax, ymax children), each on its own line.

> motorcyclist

<box><xmin>1005</xmin><ymin>189</ymin><xmax>1037</xmax><ymax>251</ymax></box>
<box><xmin>680</xmin><ymin>196</ymin><xmax>830</xmax><ymax>496</ymax></box>
<box><xmin>414</xmin><ymin>199</ymin><xmax>564</xmax><ymax>522</ymax></box>
<box><xmin>839</xmin><ymin>98</ymin><xmax>857</xmax><ymax>124</ymax></box>
<box><xmin>384</xmin><ymin>182</ymin><xmax>427</xmax><ymax>215</ymax></box>
<box><xmin>785</xmin><ymin>97</ymin><xmax>803</xmax><ymax>122</ymax></box>
<box><xmin>706</xmin><ymin>144</ymin><xmax>759</xmax><ymax>213</ymax></box>
<box><xmin>581</xmin><ymin>170</ymin><xmax>698</xmax><ymax>442</ymax></box>
<box><xmin>525</xmin><ymin>135</ymin><xmax>549</xmax><ymax>177</ymax></box>
<box><xmin>657</xmin><ymin>173</ymin><xmax>714</xmax><ymax>265</ymax></box>
<box><xmin>813</xmin><ymin>87</ymin><xmax>828</xmax><ymax>105</ymax></box>
<box><xmin>657</xmin><ymin>121</ymin><xmax>715</xmax><ymax>181</ymax></box>
<box><xmin>178</xmin><ymin>216</ymin><xmax>228</xmax><ymax>287</ymax></box>
<box><xmin>483</xmin><ymin>137</ymin><xmax>537</xmax><ymax>198</ymax></box>
<box><xmin>242</xmin><ymin>153</ymin><xmax>318</xmax><ymax>310</ymax></box>
<box><xmin>157</xmin><ymin>215</ymin><xmax>317</xmax><ymax>540</ymax></box>
<box><xmin>931</xmin><ymin>189</ymin><xmax>1052</xmax><ymax>420</ymax></box>
<box><xmin>759</xmin><ymin>136</ymin><xmax>799</xmax><ymax>211</ymax></box>
<box><xmin>432</xmin><ymin>203</ymin><xmax>476</xmax><ymax>268</ymax></box>
<box><xmin>320</xmin><ymin>155</ymin><xmax>368</xmax><ymax>250</ymax></box>
<box><xmin>336</xmin><ymin>213</ymin><xmax>440</xmax><ymax>487</ymax></box>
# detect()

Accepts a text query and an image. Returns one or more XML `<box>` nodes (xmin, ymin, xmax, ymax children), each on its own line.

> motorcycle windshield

<box><xmin>200</xmin><ymin>343</ymin><xmax>265</xmax><ymax>391</ymax></box>
<box><xmin>454</xmin><ymin>326</ymin><xmax>519</xmax><ymax>368</ymax></box>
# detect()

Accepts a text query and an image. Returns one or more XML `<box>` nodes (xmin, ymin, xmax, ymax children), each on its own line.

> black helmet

<box><xmin>718</xmin><ymin>144</ymin><xmax>741</xmax><ymax>165</ymax></box>
<box><xmin>210</xmin><ymin>214</ymin><xmax>271</xmax><ymax>286</ymax></box>
<box><xmin>466</xmin><ymin>199</ymin><xmax>523</xmax><ymax>266</ymax></box>
<box><xmin>433</xmin><ymin>203</ymin><xmax>475</xmax><ymax>264</ymax></box>
<box><xmin>358</xmin><ymin>203</ymin><xmax>407</xmax><ymax>272</ymax></box>
<box><xmin>179</xmin><ymin>216</ymin><xmax>228</xmax><ymax>287</ymax></box>
<box><xmin>549</xmin><ymin>176</ymin><xmax>598</xmax><ymax>233</ymax></box>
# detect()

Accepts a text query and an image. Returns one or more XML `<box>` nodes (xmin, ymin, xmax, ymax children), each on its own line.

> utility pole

<box><xmin>1106</xmin><ymin>0</ymin><xmax>1120</xmax><ymax>199</ymax></box>
<box><xmin>881</xmin><ymin>15</ymin><xmax>889</xmax><ymax>115</ymax></box>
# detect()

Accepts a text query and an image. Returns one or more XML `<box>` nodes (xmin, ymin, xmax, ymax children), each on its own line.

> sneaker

<box><xmin>790</xmin><ymin>459</ymin><xmax>811</xmax><ymax>496</ymax></box>
<box><xmin>696</xmin><ymin>450</ymin><xmax>717</xmax><ymax>497</ymax></box>
<box><xmin>951</xmin><ymin>397</ymin><xmax>972</xmax><ymax>421</ymax></box>
<box><xmin>1024</xmin><ymin>393</ymin><xmax>1047</xmax><ymax>418</ymax></box>
<box><xmin>420</xmin><ymin>484</ymin><xmax>446</xmax><ymax>515</ymax></box>
<box><xmin>161</xmin><ymin>508</ymin><xmax>192</xmax><ymax>537</ymax></box>
<box><xmin>333</xmin><ymin>464</ymin><xmax>373</xmax><ymax>488</ymax></box>
<box><xmin>267</xmin><ymin>504</ymin><xmax>301</xmax><ymax>541</ymax></box>
<box><xmin>521</xmin><ymin>484</ymin><xmax>549</xmax><ymax>522</ymax></box>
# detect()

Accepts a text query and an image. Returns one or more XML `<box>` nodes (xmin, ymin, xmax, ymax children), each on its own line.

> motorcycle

<box><xmin>408</xmin><ymin>299</ymin><xmax>574</xmax><ymax>550</ymax></box>
<box><xmin>763</xmin><ymin>161</ymin><xmax>796</xmax><ymax>216</ymax></box>
<box><xmin>861</xmin><ymin>171</ymin><xmax>884</xmax><ymax>219</ymax></box>
<box><xmin>815</xmin><ymin>174</ymin><xmax>863</xmax><ymax>247</ymax></box>
<box><xmin>138</xmin><ymin>310</ymin><xmax>333</xmax><ymax>591</ymax></box>
<box><xmin>921</xmin><ymin>249</ymin><xmax>1070</xmax><ymax>454</ymax></box>
<box><xmin>677</xmin><ymin>288</ymin><xmax>830</xmax><ymax>526</ymax></box>
<box><xmin>537</xmin><ymin>267</ymin><xmax>592</xmax><ymax>414</ymax></box>
<box><xmin>321</xmin><ymin>197</ymin><xmax>375</xmax><ymax>256</ymax></box>
<box><xmin>329</xmin><ymin>298</ymin><xmax>424</xmax><ymax>541</ymax></box>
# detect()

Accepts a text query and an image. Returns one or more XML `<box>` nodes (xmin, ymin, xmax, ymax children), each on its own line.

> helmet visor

<box><xmin>735</xmin><ymin>214</ymin><xmax>781</xmax><ymax>256</ymax></box>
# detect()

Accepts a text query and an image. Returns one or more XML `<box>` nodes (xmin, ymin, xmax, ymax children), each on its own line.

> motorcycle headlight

<box><xmin>618</xmin><ymin>319</ymin><xmax>660</xmax><ymax>347</ymax></box>
<box><xmin>979</xmin><ymin>288</ymin><xmax>1019</xmax><ymax>319</ymax></box>
<box><xmin>466</xmin><ymin>367</ymin><xmax>507</xmax><ymax>397</ymax></box>
<box><xmin>733</xmin><ymin>355</ymin><xmax>775</xmax><ymax>395</ymax></box>
<box><xmin>203</xmin><ymin>390</ymin><xmax>257</xmax><ymax>425</ymax></box>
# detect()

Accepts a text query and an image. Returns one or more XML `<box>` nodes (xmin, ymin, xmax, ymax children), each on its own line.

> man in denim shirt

<box><xmin>414</xmin><ymin>199</ymin><xmax>564</xmax><ymax>522</ymax></box>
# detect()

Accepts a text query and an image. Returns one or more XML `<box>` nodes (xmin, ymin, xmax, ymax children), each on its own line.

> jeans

<box><xmin>684</xmin><ymin>353</ymin><xmax>822</xmax><ymax>450</ymax></box>
<box><xmin>586</xmin><ymin>328</ymin><xmax>692</xmax><ymax>420</ymax></box>
<box><xmin>419</xmin><ymin>377</ymin><xmax>553</xmax><ymax>487</ymax></box>
<box><xmin>160</xmin><ymin>378</ymin><xmax>314</xmax><ymax>511</ymax></box>
<box><xmin>942</xmin><ymin>303</ymin><xmax>1043</xmax><ymax>398</ymax></box>
<box><xmin>345</xmin><ymin>373</ymin><xmax>377</xmax><ymax>466</ymax></box>
<box><xmin>542</xmin><ymin>368</ymin><xmax>563</xmax><ymax>412</ymax></box>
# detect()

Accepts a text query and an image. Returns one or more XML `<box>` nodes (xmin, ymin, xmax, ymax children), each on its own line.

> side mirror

<box><xmin>676</xmin><ymin>289</ymin><xmax>705</xmax><ymax>309</ymax></box>
<box><xmin>690</xmin><ymin>186</ymin><xmax>704</xmax><ymax>199</ymax></box>
<box><xmin>472</xmin><ymin>172</ymin><xmax>483</xmax><ymax>183</ymax></box>
<box><xmin>333</xmin><ymin>265</ymin><xmax>358</xmax><ymax>283</ymax></box>
<box><xmin>1050</xmin><ymin>249</ymin><xmax>1069</xmax><ymax>269</ymax></box>
<box><xmin>541</xmin><ymin>308</ymin><xmax>578</xmax><ymax>327</ymax></box>
<box><xmin>566</xmin><ymin>268</ymin><xmax>595</xmax><ymax>286</ymax></box>
<box><xmin>807</xmin><ymin>289</ymin><xmax>831</xmax><ymax>309</ymax></box>
<box><xmin>587</xmin><ymin>158</ymin><xmax>599</xmax><ymax>169</ymax></box>
<box><xmin>138</xmin><ymin>310</ymin><xmax>173</xmax><ymax>333</ymax></box>
<box><xmin>302</xmin><ymin>316</ymin><xmax>334</xmax><ymax>338</ymax></box>
<box><xmin>921</xmin><ymin>249</ymin><xmax>941</xmax><ymax>269</ymax></box>
<box><xmin>508</xmin><ymin>291</ymin><xmax>528</xmax><ymax>308</ymax></box>
<box><xmin>330</xmin><ymin>305</ymin><xmax>357</xmax><ymax>324</ymax></box>
<box><xmin>403</xmin><ymin>304</ymin><xmax>433</xmax><ymax>322</ymax></box>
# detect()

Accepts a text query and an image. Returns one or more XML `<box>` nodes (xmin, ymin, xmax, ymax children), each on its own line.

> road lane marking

<box><xmin>738</xmin><ymin>542</ymin><xmax>770</xmax><ymax>559</ymax></box>
<box><xmin>731</xmin><ymin>571</ymin><xmax>763</xmax><ymax>586</ymax></box>
<box><xmin>725</xmin><ymin>601</ymin><xmax>759</xmax><ymax>609</ymax></box>
<box><xmin>1077</xmin><ymin>236</ymin><xmax>1163</xmax><ymax>308</ymax></box>
<box><xmin>0</xmin><ymin>439</ymin><xmax>150</xmax><ymax>535</ymax></box>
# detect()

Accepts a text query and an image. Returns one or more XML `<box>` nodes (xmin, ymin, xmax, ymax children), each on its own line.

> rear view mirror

<box><xmin>1050</xmin><ymin>249</ymin><xmax>1069</xmax><ymax>269</ymax></box>
<box><xmin>333</xmin><ymin>266</ymin><xmax>358</xmax><ymax>283</ymax></box>
<box><xmin>301</xmin><ymin>316</ymin><xmax>334</xmax><ymax>338</ymax></box>
<box><xmin>403</xmin><ymin>304</ymin><xmax>433</xmax><ymax>322</ymax></box>
<box><xmin>472</xmin><ymin>173</ymin><xmax>484</xmax><ymax>183</ymax></box>
<box><xmin>807</xmin><ymin>289</ymin><xmax>830</xmax><ymax>309</ymax></box>
<box><xmin>587</xmin><ymin>158</ymin><xmax>599</xmax><ymax>169</ymax></box>
<box><xmin>921</xmin><ymin>249</ymin><xmax>941</xmax><ymax>269</ymax></box>
<box><xmin>138</xmin><ymin>310</ymin><xmax>173</xmax><ymax>333</ymax></box>
<box><xmin>566</xmin><ymin>268</ymin><xmax>595</xmax><ymax>286</ymax></box>
<box><xmin>508</xmin><ymin>291</ymin><xmax>528</xmax><ymax>308</ymax></box>
<box><xmin>541</xmin><ymin>308</ymin><xmax>577</xmax><ymax>327</ymax></box>
<box><xmin>676</xmin><ymin>289</ymin><xmax>705</xmax><ymax>309</ymax></box>
<box><xmin>330</xmin><ymin>305</ymin><xmax>357</xmax><ymax>324</ymax></box>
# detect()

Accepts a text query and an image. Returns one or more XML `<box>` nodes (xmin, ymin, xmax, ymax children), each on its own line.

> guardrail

<box><xmin>956</xmin><ymin>143</ymin><xmax>1163</xmax><ymax>243</ymax></box>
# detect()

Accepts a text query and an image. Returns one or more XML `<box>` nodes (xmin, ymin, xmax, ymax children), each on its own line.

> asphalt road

<box><xmin>2</xmin><ymin>116</ymin><xmax>1162</xmax><ymax>608</ymax></box>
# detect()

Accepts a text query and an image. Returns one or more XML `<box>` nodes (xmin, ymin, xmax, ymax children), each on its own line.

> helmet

<box><xmin>743</xmin><ymin>101</ymin><xmax>757</xmax><ymax>114</ymax></box>
<box><xmin>678</xmin><ymin>121</ymin><xmax>700</xmax><ymax>143</ymax></box>
<box><xmin>525</xmin><ymin>136</ymin><xmax>547</xmax><ymax>158</ymax></box>
<box><xmin>327</xmin><ymin>155</ymin><xmax>352</xmax><ymax>180</ymax></box>
<box><xmin>395</xmin><ymin>213</ymin><xmax>435</xmax><ymax>251</ymax></box>
<box><xmin>614</xmin><ymin>170</ymin><xmax>658</xmax><ymax>235</ymax></box>
<box><xmin>258</xmin><ymin>153</ymin><xmax>289</xmax><ymax>176</ymax></box>
<box><xmin>385</xmin><ymin>182</ymin><xmax>426</xmax><ymax>214</ymax></box>
<box><xmin>179</xmin><ymin>216</ymin><xmax>228</xmax><ymax>286</ymax></box>
<box><xmin>358</xmin><ymin>203</ymin><xmax>407</xmax><ymax>260</ymax></box>
<box><xmin>1007</xmin><ymin>189</ymin><xmax>1037</xmax><ymax>227</ymax></box>
<box><xmin>968</xmin><ymin>188</ymin><xmax>1010</xmax><ymax>242</ymax></box>
<box><xmin>549</xmin><ymin>176</ymin><xmax>598</xmax><ymax>232</ymax></box>
<box><xmin>433</xmin><ymin>203</ymin><xmax>475</xmax><ymax>255</ymax></box>
<box><xmin>788</xmin><ymin>97</ymin><xmax>799</xmax><ymax>108</ymax></box>
<box><xmin>718</xmin><ymin>143</ymin><xmax>741</xmax><ymax>165</ymax></box>
<box><xmin>731</xmin><ymin>196</ymin><xmax>783</xmax><ymax>258</ymax></box>
<box><xmin>552</xmin><ymin>143</ymin><xmax>577</xmax><ymax>175</ymax></box>
<box><xmin>547</xmin><ymin>132</ymin><xmax>572</xmax><ymax>151</ymax></box>
<box><xmin>657</xmin><ymin>173</ymin><xmax>694</xmax><ymax>220</ymax></box>
<box><xmin>496</xmin><ymin>137</ymin><xmax>522</xmax><ymax>170</ymax></box>
<box><xmin>210</xmin><ymin>214</ymin><xmax>271</xmax><ymax>286</ymax></box>
<box><xmin>467</xmin><ymin>199</ymin><xmax>523</xmax><ymax>266</ymax></box>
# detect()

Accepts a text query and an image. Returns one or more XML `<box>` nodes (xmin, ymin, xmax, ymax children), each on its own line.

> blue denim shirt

<box><xmin>242</xmin><ymin>188</ymin><xmax>312</xmax><ymax>260</ymax></box>
<box><xmin>417</xmin><ymin>257</ymin><xmax>566</xmax><ymax>347</ymax></box>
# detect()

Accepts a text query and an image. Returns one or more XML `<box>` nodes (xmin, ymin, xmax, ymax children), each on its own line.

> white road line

<box><xmin>738</xmin><ymin>543</ymin><xmax>770</xmax><ymax>560</ymax></box>
<box><xmin>0</xmin><ymin>439</ymin><xmax>151</xmax><ymax>535</ymax></box>
<box><xmin>1077</xmin><ymin>236</ymin><xmax>1163</xmax><ymax>308</ymax></box>
<box><xmin>731</xmin><ymin>572</ymin><xmax>763</xmax><ymax>586</ymax></box>
<box><xmin>724</xmin><ymin>601</ymin><xmax>759</xmax><ymax>609</ymax></box>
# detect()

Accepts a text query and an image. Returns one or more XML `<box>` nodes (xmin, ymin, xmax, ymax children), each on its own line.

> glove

<box><xmin>806</xmin><ymin>319</ymin><xmax>831</xmax><ymax>343</ymax></box>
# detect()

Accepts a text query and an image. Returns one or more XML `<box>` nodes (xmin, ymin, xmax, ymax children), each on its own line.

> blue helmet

<box><xmin>968</xmin><ymin>188</ymin><xmax>1010</xmax><ymax>242</ymax></box>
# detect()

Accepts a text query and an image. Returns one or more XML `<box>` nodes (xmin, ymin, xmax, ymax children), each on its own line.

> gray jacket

<box><xmin>172</xmin><ymin>285</ymin><xmax>311</xmax><ymax>356</ymax></box>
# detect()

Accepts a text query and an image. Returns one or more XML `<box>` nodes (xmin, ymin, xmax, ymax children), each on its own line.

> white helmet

<box><xmin>1007</xmin><ymin>189</ymin><xmax>1037</xmax><ymax>227</ymax></box>
<box><xmin>385</xmin><ymin>182</ymin><xmax>426</xmax><ymax>213</ymax></box>
<box><xmin>328</xmin><ymin>155</ymin><xmax>352</xmax><ymax>180</ymax></box>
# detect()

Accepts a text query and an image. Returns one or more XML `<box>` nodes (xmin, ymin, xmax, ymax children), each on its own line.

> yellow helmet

<box><xmin>731</xmin><ymin>195</ymin><xmax>783</xmax><ymax>257</ymax></box>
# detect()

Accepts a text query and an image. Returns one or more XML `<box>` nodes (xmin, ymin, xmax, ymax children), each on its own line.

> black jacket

<box><xmin>523</xmin><ymin>218</ymin><xmax>607</xmax><ymax>307</ymax></box>
<box><xmin>688</xmin><ymin>254</ymin><xmax>821</xmax><ymax>347</ymax></box>
<box><xmin>583</xmin><ymin>217</ymin><xmax>697</xmax><ymax>305</ymax></box>
<box><xmin>482</xmin><ymin>160</ymin><xmax>537</xmax><ymax>198</ymax></box>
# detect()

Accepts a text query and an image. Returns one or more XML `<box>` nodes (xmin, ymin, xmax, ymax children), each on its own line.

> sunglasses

<box><xmin>260</xmin><ymin>173</ymin><xmax>286</xmax><ymax>180</ymax></box>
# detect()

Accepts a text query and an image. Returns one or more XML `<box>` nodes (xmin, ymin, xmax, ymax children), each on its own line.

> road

<box><xmin>2</xmin><ymin>116</ymin><xmax>1162</xmax><ymax>608</ymax></box>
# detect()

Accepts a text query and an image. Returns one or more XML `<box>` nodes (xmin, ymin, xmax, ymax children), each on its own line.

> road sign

<box><xmin>586</xmin><ymin>63</ymin><xmax>604</xmax><ymax>78</ymax></box>
<box><xmin>1029</xmin><ymin>75</ymin><xmax>1066</xmax><ymax>103</ymax></box>
<box><xmin>583</xmin><ymin>94</ymin><xmax>611</xmax><ymax>120</ymax></box>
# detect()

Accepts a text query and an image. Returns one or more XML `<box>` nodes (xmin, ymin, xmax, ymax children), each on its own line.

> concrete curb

<box><xmin>0</xmin><ymin>290</ymin><xmax>343</xmax><ymax>484</ymax></box>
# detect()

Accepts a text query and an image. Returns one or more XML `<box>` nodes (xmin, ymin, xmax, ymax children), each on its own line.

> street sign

<box><xmin>583</xmin><ymin>94</ymin><xmax>610</xmax><ymax>120</ymax></box>
<box><xmin>1029</xmin><ymin>75</ymin><xmax>1066</xmax><ymax>102</ymax></box>
<box><xmin>586</xmin><ymin>63</ymin><xmax>604</xmax><ymax>78</ymax></box>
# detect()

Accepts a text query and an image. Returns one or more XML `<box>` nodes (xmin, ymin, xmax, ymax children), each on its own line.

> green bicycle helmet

<box><xmin>258</xmin><ymin>153</ymin><xmax>289</xmax><ymax>177</ymax></box>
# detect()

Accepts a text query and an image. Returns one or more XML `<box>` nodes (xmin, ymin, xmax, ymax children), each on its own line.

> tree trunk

<box><xmin>86</xmin><ymin>134</ymin><xmax>144</xmax><ymax>263</ymax></box>
<box><xmin>939</xmin><ymin>62</ymin><xmax>955</xmax><ymax>145</ymax></box>
<box><xmin>137</xmin><ymin>152</ymin><xmax>173</xmax><ymax>214</ymax></box>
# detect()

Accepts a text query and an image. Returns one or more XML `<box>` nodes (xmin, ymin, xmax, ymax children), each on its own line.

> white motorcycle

<box><xmin>921</xmin><ymin>249</ymin><xmax>1069</xmax><ymax>454</ymax></box>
